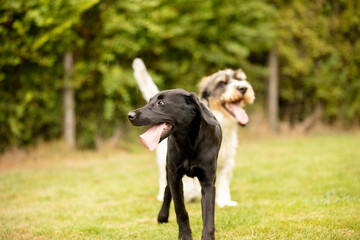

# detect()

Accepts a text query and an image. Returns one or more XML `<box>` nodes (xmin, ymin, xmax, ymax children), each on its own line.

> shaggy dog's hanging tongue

<box><xmin>140</xmin><ymin>123</ymin><xmax>168</xmax><ymax>151</ymax></box>
<box><xmin>228</xmin><ymin>103</ymin><xmax>249</xmax><ymax>125</ymax></box>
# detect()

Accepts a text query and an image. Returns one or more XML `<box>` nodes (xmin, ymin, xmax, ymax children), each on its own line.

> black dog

<box><xmin>128</xmin><ymin>89</ymin><xmax>222</xmax><ymax>240</ymax></box>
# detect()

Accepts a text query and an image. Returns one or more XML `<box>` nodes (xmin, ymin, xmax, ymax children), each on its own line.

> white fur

<box><xmin>212</xmin><ymin>110</ymin><xmax>239</xmax><ymax>207</ymax></box>
<box><xmin>214</xmin><ymin>74</ymin><xmax>254</xmax><ymax>207</ymax></box>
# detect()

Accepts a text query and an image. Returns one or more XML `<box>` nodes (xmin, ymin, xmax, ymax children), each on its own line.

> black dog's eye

<box><xmin>157</xmin><ymin>100</ymin><xmax>165</xmax><ymax>106</ymax></box>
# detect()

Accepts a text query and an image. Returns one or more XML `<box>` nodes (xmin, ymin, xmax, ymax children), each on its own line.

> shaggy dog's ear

<box><xmin>234</xmin><ymin>69</ymin><xmax>247</xmax><ymax>80</ymax></box>
<box><xmin>197</xmin><ymin>77</ymin><xmax>210</xmax><ymax>106</ymax></box>
<box><xmin>200</xmin><ymin>88</ymin><xmax>209</xmax><ymax>104</ymax></box>
<box><xmin>188</xmin><ymin>92</ymin><xmax>218</xmax><ymax>126</ymax></box>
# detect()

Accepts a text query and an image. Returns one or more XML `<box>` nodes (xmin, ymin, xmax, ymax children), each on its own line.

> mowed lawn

<box><xmin>0</xmin><ymin>133</ymin><xmax>359</xmax><ymax>239</ymax></box>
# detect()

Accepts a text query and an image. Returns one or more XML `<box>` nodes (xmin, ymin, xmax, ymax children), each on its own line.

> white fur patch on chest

<box><xmin>212</xmin><ymin>110</ymin><xmax>238</xmax><ymax>166</ymax></box>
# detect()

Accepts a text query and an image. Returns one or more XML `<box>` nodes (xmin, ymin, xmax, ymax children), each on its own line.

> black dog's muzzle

<box><xmin>128</xmin><ymin>111</ymin><xmax>136</xmax><ymax>121</ymax></box>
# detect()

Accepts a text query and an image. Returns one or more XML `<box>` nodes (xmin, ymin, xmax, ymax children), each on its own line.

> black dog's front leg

<box><xmin>169</xmin><ymin>176</ymin><xmax>192</xmax><ymax>240</ymax></box>
<box><xmin>200</xmin><ymin>182</ymin><xmax>216</xmax><ymax>240</ymax></box>
<box><xmin>158</xmin><ymin>185</ymin><xmax>171</xmax><ymax>223</ymax></box>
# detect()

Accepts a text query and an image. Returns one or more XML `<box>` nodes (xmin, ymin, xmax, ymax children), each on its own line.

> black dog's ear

<box><xmin>188</xmin><ymin>92</ymin><xmax>218</xmax><ymax>126</ymax></box>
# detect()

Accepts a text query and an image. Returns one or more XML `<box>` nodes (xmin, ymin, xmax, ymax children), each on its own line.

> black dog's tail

<box><xmin>157</xmin><ymin>185</ymin><xmax>172</xmax><ymax>223</ymax></box>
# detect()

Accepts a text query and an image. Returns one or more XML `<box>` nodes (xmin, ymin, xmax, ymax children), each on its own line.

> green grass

<box><xmin>0</xmin><ymin>133</ymin><xmax>359</xmax><ymax>239</ymax></box>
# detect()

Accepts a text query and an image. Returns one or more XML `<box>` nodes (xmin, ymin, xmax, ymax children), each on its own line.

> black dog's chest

<box><xmin>175</xmin><ymin>158</ymin><xmax>199</xmax><ymax>178</ymax></box>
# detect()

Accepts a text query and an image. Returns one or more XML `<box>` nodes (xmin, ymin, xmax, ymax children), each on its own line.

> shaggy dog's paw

<box><xmin>217</xmin><ymin>200</ymin><xmax>238</xmax><ymax>208</ymax></box>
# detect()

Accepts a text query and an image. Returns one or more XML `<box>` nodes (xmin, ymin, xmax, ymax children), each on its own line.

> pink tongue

<box><xmin>228</xmin><ymin>103</ymin><xmax>249</xmax><ymax>125</ymax></box>
<box><xmin>140</xmin><ymin>123</ymin><xmax>167</xmax><ymax>151</ymax></box>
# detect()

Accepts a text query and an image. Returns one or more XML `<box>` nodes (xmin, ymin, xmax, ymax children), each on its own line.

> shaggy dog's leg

<box><xmin>156</xmin><ymin>140</ymin><xmax>168</xmax><ymax>201</ymax></box>
<box><xmin>216</xmin><ymin>158</ymin><xmax>237</xmax><ymax>208</ymax></box>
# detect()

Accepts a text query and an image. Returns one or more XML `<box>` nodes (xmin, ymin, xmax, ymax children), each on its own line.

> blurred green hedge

<box><xmin>0</xmin><ymin>0</ymin><xmax>359</xmax><ymax>150</ymax></box>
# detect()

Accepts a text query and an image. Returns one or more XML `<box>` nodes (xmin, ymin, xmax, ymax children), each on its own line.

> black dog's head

<box><xmin>128</xmin><ymin>89</ymin><xmax>219</xmax><ymax>150</ymax></box>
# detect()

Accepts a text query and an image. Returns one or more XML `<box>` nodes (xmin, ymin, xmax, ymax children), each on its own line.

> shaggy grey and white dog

<box><xmin>199</xmin><ymin>69</ymin><xmax>255</xmax><ymax>207</ymax></box>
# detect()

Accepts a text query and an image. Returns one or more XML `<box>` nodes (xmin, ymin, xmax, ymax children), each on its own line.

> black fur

<box><xmin>128</xmin><ymin>89</ymin><xmax>222</xmax><ymax>240</ymax></box>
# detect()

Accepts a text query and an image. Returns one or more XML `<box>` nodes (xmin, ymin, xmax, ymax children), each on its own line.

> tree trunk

<box><xmin>63</xmin><ymin>51</ymin><xmax>76</xmax><ymax>149</ymax></box>
<box><xmin>268</xmin><ymin>47</ymin><xmax>279</xmax><ymax>133</ymax></box>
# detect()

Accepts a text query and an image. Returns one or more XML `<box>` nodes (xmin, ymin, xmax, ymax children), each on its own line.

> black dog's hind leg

<box><xmin>157</xmin><ymin>185</ymin><xmax>171</xmax><ymax>223</ymax></box>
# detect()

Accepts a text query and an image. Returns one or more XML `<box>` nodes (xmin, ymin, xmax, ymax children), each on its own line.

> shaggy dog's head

<box><xmin>199</xmin><ymin>69</ymin><xmax>255</xmax><ymax>125</ymax></box>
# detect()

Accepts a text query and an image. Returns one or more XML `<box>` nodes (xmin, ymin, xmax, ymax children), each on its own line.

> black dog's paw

<box><xmin>157</xmin><ymin>212</ymin><xmax>169</xmax><ymax>224</ymax></box>
<box><xmin>179</xmin><ymin>233</ymin><xmax>193</xmax><ymax>240</ymax></box>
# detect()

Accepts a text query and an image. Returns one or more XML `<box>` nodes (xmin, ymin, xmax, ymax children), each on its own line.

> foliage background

<box><xmin>1</xmin><ymin>0</ymin><xmax>359</xmax><ymax>150</ymax></box>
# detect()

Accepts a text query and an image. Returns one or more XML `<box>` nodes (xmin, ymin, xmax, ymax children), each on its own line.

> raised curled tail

<box><xmin>132</xmin><ymin>58</ymin><xmax>159</xmax><ymax>101</ymax></box>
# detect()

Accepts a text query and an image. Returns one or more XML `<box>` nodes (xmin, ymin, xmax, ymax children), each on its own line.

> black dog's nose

<box><xmin>128</xmin><ymin>111</ymin><xmax>136</xmax><ymax>121</ymax></box>
<box><xmin>237</xmin><ymin>87</ymin><xmax>247</xmax><ymax>95</ymax></box>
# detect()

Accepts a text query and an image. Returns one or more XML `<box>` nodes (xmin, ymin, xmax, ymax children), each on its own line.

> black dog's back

<box><xmin>128</xmin><ymin>89</ymin><xmax>221</xmax><ymax>240</ymax></box>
